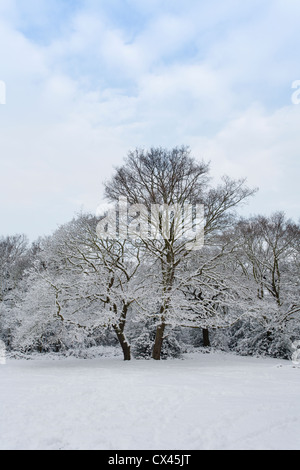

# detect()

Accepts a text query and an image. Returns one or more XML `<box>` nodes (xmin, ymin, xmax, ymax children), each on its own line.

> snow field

<box><xmin>0</xmin><ymin>351</ymin><xmax>299</xmax><ymax>450</ymax></box>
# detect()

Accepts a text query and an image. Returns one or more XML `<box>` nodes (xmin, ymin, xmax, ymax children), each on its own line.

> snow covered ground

<box><xmin>0</xmin><ymin>350</ymin><xmax>300</xmax><ymax>450</ymax></box>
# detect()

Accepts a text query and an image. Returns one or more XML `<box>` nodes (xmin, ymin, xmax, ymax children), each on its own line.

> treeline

<box><xmin>0</xmin><ymin>147</ymin><xmax>299</xmax><ymax>360</ymax></box>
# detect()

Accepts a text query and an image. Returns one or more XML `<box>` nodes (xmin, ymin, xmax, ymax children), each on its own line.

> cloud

<box><xmin>0</xmin><ymin>0</ymin><xmax>300</xmax><ymax>239</ymax></box>
<box><xmin>191</xmin><ymin>103</ymin><xmax>300</xmax><ymax>219</ymax></box>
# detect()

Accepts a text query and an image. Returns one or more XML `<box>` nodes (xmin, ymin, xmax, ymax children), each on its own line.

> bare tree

<box><xmin>105</xmin><ymin>146</ymin><xmax>256</xmax><ymax>359</ymax></box>
<box><xmin>0</xmin><ymin>234</ymin><xmax>29</xmax><ymax>302</ymax></box>
<box><xmin>47</xmin><ymin>214</ymin><xmax>146</xmax><ymax>360</ymax></box>
<box><xmin>236</xmin><ymin>212</ymin><xmax>300</xmax><ymax>340</ymax></box>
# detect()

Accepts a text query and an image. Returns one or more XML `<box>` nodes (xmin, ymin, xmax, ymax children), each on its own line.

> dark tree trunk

<box><xmin>113</xmin><ymin>302</ymin><xmax>131</xmax><ymax>361</ymax></box>
<box><xmin>152</xmin><ymin>251</ymin><xmax>174</xmax><ymax>361</ymax></box>
<box><xmin>152</xmin><ymin>321</ymin><xmax>166</xmax><ymax>360</ymax></box>
<box><xmin>203</xmin><ymin>328</ymin><xmax>210</xmax><ymax>347</ymax></box>
<box><xmin>113</xmin><ymin>325</ymin><xmax>131</xmax><ymax>361</ymax></box>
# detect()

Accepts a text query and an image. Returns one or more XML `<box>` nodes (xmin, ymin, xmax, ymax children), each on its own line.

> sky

<box><xmin>0</xmin><ymin>0</ymin><xmax>299</xmax><ymax>241</ymax></box>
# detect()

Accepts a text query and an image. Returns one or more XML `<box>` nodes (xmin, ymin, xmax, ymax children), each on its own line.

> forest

<box><xmin>1</xmin><ymin>147</ymin><xmax>299</xmax><ymax>361</ymax></box>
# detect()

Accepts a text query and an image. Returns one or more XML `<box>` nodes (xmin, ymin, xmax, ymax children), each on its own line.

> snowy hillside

<box><xmin>0</xmin><ymin>350</ymin><xmax>299</xmax><ymax>450</ymax></box>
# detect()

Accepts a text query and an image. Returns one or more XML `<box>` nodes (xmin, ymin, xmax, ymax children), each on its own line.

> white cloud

<box><xmin>0</xmin><ymin>0</ymin><xmax>300</xmax><ymax>239</ymax></box>
<box><xmin>190</xmin><ymin>104</ymin><xmax>300</xmax><ymax>219</ymax></box>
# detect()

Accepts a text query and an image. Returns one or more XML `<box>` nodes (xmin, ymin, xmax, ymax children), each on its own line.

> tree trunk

<box><xmin>152</xmin><ymin>250</ymin><xmax>175</xmax><ymax>361</ymax></box>
<box><xmin>152</xmin><ymin>321</ymin><xmax>166</xmax><ymax>360</ymax></box>
<box><xmin>202</xmin><ymin>328</ymin><xmax>210</xmax><ymax>347</ymax></box>
<box><xmin>113</xmin><ymin>325</ymin><xmax>131</xmax><ymax>361</ymax></box>
<box><xmin>112</xmin><ymin>302</ymin><xmax>131</xmax><ymax>361</ymax></box>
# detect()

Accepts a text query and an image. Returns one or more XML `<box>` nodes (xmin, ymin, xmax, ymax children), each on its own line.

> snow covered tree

<box><xmin>235</xmin><ymin>212</ymin><xmax>300</xmax><ymax>355</ymax></box>
<box><xmin>10</xmin><ymin>272</ymin><xmax>72</xmax><ymax>353</ymax></box>
<box><xmin>47</xmin><ymin>213</ymin><xmax>147</xmax><ymax>360</ymax></box>
<box><xmin>104</xmin><ymin>146</ymin><xmax>256</xmax><ymax>359</ymax></box>
<box><xmin>0</xmin><ymin>234</ymin><xmax>30</xmax><ymax>303</ymax></box>
<box><xmin>0</xmin><ymin>235</ymin><xmax>32</xmax><ymax>348</ymax></box>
